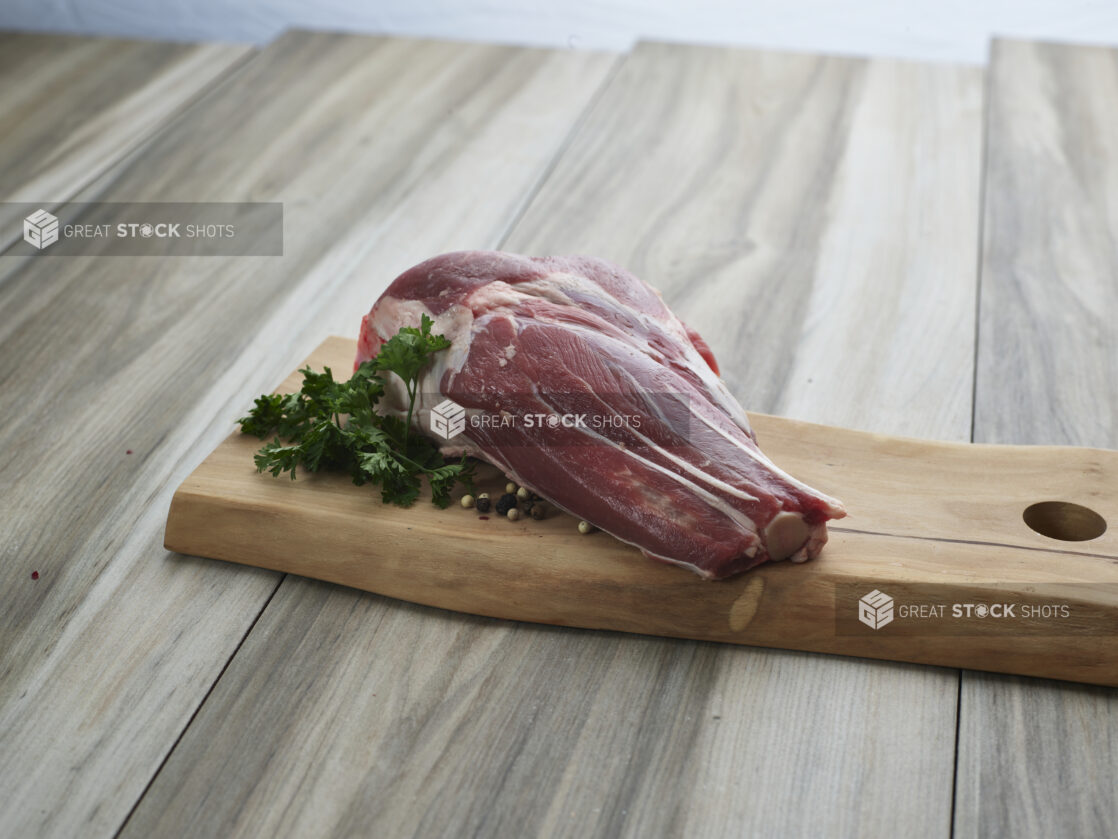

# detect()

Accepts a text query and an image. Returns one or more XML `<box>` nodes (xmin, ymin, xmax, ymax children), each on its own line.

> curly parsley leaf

<box><xmin>237</xmin><ymin>320</ymin><xmax>473</xmax><ymax>507</ymax></box>
<box><xmin>375</xmin><ymin>313</ymin><xmax>452</xmax><ymax>387</ymax></box>
<box><xmin>373</xmin><ymin>313</ymin><xmax>451</xmax><ymax>443</ymax></box>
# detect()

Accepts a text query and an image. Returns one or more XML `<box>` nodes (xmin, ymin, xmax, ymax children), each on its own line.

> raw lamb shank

<box><xmin>356</xmin><ymin>251</ymin><xmax>845</xmax><ymax>579</ymax></box>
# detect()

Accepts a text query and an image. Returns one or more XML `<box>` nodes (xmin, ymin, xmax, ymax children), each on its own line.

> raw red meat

<box><xmin>356</xmin><ymin>251</ymin><xmax>845</xmax><ymax>579</ymax></box>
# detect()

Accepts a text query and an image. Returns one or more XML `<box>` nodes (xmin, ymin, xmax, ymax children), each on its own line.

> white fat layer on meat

<box><xmin>465</xmin><ymin>281</ymin><xmax>532</xmax><ymax>311</ymax></box>
<box><xmin>511</xmin><ymin>274</ymin><xmax>578</xmax><ymax>306</ymax></box>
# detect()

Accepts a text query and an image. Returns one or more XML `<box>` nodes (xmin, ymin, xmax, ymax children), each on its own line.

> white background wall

<box><xmin>2</xmin><ymin>0</ymin><xmax>1118</xmax><ymax>63</ymax></box>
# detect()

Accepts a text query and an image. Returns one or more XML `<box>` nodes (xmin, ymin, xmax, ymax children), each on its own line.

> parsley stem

<box><xmin>404</xmin><ymin>379</ymin><xmax>417</xmax><ymax>446</ymax></box>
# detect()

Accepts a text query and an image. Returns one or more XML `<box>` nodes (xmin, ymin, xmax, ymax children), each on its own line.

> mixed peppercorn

<box><xmin>459</xmin><ymin>482</ymin><xmax>595</xmax><ymax>534</ymax></box>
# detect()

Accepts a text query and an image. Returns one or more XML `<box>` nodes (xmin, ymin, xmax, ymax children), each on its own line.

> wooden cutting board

<box><xmin>165</xmin><ymin>336</ymin><xmax>1118</xmax><ymax>686</ymax></box>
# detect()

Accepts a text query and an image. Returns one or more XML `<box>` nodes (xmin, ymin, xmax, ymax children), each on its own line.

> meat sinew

<box><xmin>356</xmin><ymin>251</ymin><xmax>845</xmax><ymax>579</ymax></box>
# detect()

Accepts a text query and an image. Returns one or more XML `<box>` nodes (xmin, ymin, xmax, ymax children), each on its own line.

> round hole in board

<box><xmin>1022</xmin><ymin>501</ymin><xmax>1107</xmax><ymax>542</ymax></box>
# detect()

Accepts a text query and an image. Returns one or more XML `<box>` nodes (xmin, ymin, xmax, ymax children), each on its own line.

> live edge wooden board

<box><xmin>165</xmin><ymin>337</ymin><xmax>1118</xmax><ymax>686</ymax></box>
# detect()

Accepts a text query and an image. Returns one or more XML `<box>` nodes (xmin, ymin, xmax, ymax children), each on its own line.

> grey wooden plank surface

<box><xmin>122</xmin><ymin>42</ymin><xmax>983</xmax><ymax>838</ymax></box>
<box><xmin>0</xmin><ymin>31</ymin><xmax>616</xmax><ymax>839</ymax></box>
<box><xmin>0</xmin><ymin>32</ymin><xmax>250</xmax><ymax>251</ymax></box>
<box><xmin>955</xmin><ymin>38</ymin><xmax>1118</xmax><ymax>839</ymax></box>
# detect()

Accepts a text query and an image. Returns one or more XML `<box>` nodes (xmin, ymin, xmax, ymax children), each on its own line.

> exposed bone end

<box><xmin>764</xmin><ymin>511</ymin><xmax>811</xmax><ymax>562</ymax></box>
<box><xmin>786</xmin><ymin>521</ymin><xmax>832</xmax><ymax>563</ymax></box>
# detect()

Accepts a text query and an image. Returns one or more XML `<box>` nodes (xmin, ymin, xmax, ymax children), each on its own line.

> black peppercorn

<box><xmin>475</xmin><ymin>493</ymin><xmax>491</xmax><ymax>513</ymax></box>
<box><xmin>495</xmin><ymin>493</ymin><xmax>517</xmax><ymax>516</ymax></box>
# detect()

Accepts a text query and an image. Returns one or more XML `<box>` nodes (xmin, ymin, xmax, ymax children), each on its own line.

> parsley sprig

<box><xmin>239</xmin><ymin>315</ymin><xmax>472</xmax><ymax>508</ymax></box>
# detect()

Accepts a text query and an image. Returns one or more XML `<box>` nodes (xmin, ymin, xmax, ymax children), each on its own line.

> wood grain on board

<box><xmin>0</xmin><ymin>31</ymin><xmax>615</xmax><ymax>839</ymax></box>
<box><xmin>128</xmin><ymin>42</ymin><xmax>983</xmax><ymax>839</ymax></box>
<box><xmin>955</xmin><ymin>38</ymin><xmax>1118</xmax><ymax>839</ymax></box>
<box><xmin>0</xmin><ymin>32</ymin><xmax>250</xmax><ymax>252</ymax></box>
